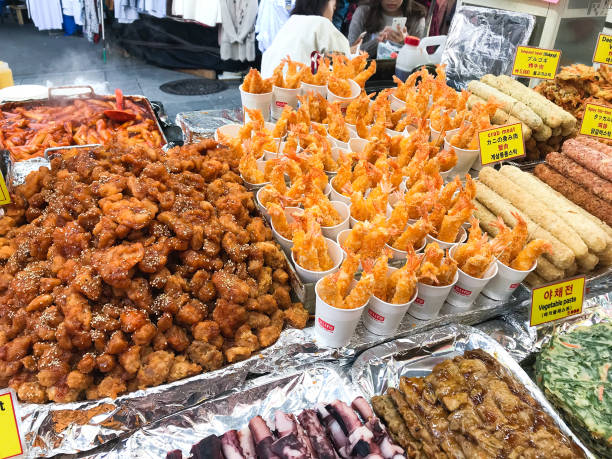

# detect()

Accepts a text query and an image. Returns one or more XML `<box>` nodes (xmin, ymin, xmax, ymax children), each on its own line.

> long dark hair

<box><xmin>364</xmin><ymin>0</ymin><xmax>427</xmax><ymax>34</ymax></box>
<box><xmin>291</xmin><ymin>0</ymin><xmax>332</xmax><ymax>16</ymax></box>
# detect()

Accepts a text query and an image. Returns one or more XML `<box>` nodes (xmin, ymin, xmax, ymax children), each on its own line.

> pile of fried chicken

<box><xmin>372</xmin><ymin>349</ymin><xmax>584</xmax><ymax>458</ymax></box>
<box><xmin>0</xmin><ymin>139</ymin><xmax>308</xmax><ymax>403</ymax></box>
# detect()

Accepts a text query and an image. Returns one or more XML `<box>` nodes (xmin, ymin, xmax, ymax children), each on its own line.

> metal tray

<box><xmin>351</xmin><ymin>323</ymin><xmax>593</xmax><ymax>458</ymax></box>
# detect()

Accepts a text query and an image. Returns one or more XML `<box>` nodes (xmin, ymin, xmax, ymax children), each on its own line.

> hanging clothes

<box><xmin>62</xmin><ymin>0</ymin><xmax>84</xmax><ymax>26</ymax></box>
<box><xmin>219</xmin><ymin>0</ymin><xmax>258</xmax><ymax>62</ymax></box>
<box><xmin>83</xmin><ymin>0</ymin><xmax>100</xmax><ymax>41</ymax></box>
<box><xmin>136</xmin><ymin>0</ymin><xmax>165</xmax><ymax>18</ymax></box>
<box><xmin>172</xmin><ymin>0</ymin><xmax>221</xmax><ymax>27</ymax></box>
<box><xmin>114</xmin><ymin>0</ymin><xmax>139</xmax><ymax>23</ymax></box>
<box><xmin>255</xmin><ymin>0</ymin><xmax>294</xmax><ymax>53</ymax></box>
<box><xmin>27</xmin><ymin>0</ymin><xmax>63</xmax><ymax>30</ymax></box>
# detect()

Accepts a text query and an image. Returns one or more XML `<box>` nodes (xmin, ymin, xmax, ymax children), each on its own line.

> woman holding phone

<box><xmin>348</xmin><ymin>0</ymin><xmax>427</xmax><ymax>58</ymax></box>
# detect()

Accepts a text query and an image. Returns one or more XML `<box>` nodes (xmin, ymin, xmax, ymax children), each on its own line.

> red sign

<box><xmin>368</xmin><ymin>309</ymin><xmax>385</xmax><ymax>322</ymax></box>
<box><xmin>317</xmin><ymin>318</ymin><xmax>334</xmax><ymax>332</ymax></box>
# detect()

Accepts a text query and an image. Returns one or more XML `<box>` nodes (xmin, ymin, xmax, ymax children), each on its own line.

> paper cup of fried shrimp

<box><xmin>348</xmin><ymin>137</ymin><xmax>368</xmax><ymax>156</ymax></box>
<box><xmin>214</xmin><ymin>123</ymin><xmax>242</xmax><ymax>142</ymax></box>
<box><xmin>315</xmin><ymin>264</ymin><xmax>372</xmax><ymax>347</ymax></box>
<box><xmin>445</xmin><ymin>245</ymin><xmax>499</xmax><ymax>308</ymax></box>
<box><xmin>321</xmin><ymin>201</ymin><xmax>350</xmax><ymax>240</ymax></box>
<box><xmin>269</xmin><ymin>206</ymin><xmax>302</xmax><ymax>256</ymax></box>
<box><xmin>330</xmin><ymin>176</ymin><xmax>352</xmax><ymax>206</ymax></box>
<box><xmin>444</xmin><ymin>133</ymin><xmax>479</xmax><ymax>179</ymax></box>
<box><xmin>271</xmin><ymin>85</ymin><xmax>300</xmax><ymax>120</ymax></box>
<box><xmin>409</xmin><ymin>271</ymin><xmax>459</xmax><ymax>320</ymax></box>
<box><xmin>326</xmin><ymin>78</ymin><xmax>360</xmax><ymax>111</ymax></box>
<box><xmin>481</xmin><ymin>259</ymin><xmax>537</xmax><ymax>301</ymax></box>
<box><xmin>300</xmin><ymin>82</ymin><xmax>327</xmax><ymax>98</ymax></box>
<box><xmin>426</xmin><ymin>225</ymin><xmax>467</xmax><ymax>251</ymax></box>
<box><xmin>291</xmin><ymin>237</ymin><xmax>342</xmax><ymax>284</ymax></box>
<box><xmin>240</xmin><ymin>84</ymin><xmax>273</xmax><ymax>122</ymax></box>
<box><xmin>363</xmin><ymin>266</ymin><xmax>418</xmax><ymax>336</ymax></box>
<box><xmin>389</xmin><ymin>92</ymin><xmax>404</xmax><ymax>112</ymax></box>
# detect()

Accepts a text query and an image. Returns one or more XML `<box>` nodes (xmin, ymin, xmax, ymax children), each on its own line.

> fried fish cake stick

<box><xmin>479</xmin><ymin>167</ymin><xmax>588</xmax><ymax>258</ymax></box>
<box><xmin>546</xmin><ymin>152</ymin><xmax>612</xmax><ymax>203</ymax></box>
<box><xmin>474</xmin><ymin>201</ymin><xmax>564</xmax><ymax>281</ymax></box>
<box><xmin>562</xmin><ymin>138</ymin><xmax>612</xmax><ymax>181</ymax></box>
<box><xmin>499</xmin><ymin>165</ymin><xmax>608</xmax><ymax>253</ymax></box>
<box><xmin>474</xmin><ymin>181</ymin><xmax>574</xmax><ymax>269</ymax></box>
<box><xmin>534</xmin><ymin>164</ymin><xmax>612</xmax><ymax>227</ymax></box>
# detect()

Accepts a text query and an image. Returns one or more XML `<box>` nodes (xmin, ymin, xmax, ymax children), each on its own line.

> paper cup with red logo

<box><xmin>315</xmin><ymin>277</ymin><xmax>367</xmax><ymax>347</ymax></box>
<box><xmin>409</xmin><ymin>272</ymin><xmax>458</xmax><ymax>320</ymax></box>
<box><xmin>300</xmin><ymin>82</ymin><xmax>327</xmax><ymax>98</ymax></box>
<box><xmin>321</xmin><ymin>201</ymin><xmax>350</xmax><ymax>240</ymax></box>
<box><xmin>426</xmin><ymin>226</ymin><xmax>467</xmax><ymax>251</ymax></box>
<box><xmin>326</xmin><ymin>79</ymin><xmax>360</xmax><ymax>112</ymax></box>
<box><xmin>445</xmin><ymin>245</ymin><xmax>499</xmax><ymax>307</ymax></box>
<box><xmin>481</xmin><ymin>259</ymin><xmax>537</xmax><ymax>301</ymax></box>
<box><xmin>271</xmin><ymin>85</ymin><xmax>299</xmax><ymax>120</ymax></box>
<box><xmin>240</xmin><ymin>85</ymin><xmax>273</xmax><ymax>122</ymax></box>
<box><xmin>363</xmin><ymin>267</ymin><xmax>418</xmax><ymax>335</ymax></box>
<box><xmin>292</xmin><ymin>238</ymin><xmax>343</xmax><ymax>284</ymax></box>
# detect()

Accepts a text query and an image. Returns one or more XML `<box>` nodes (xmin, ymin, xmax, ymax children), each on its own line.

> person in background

<box><xmin>348</xmin><ymin>0</ymin><xmax>427</xmax><ymax>58</ymax></box>
<box><xmin>255</xmin><ymin>0</ymin><xmax>296</xmax><ymax>53</ymax></box>
<box><xmin>261</xmin><ymin>0</ymin><xmax>352</xmax><ymax>78</ymax></box>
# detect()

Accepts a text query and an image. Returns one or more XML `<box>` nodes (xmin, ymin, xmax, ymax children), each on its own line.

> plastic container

<box><xmin>444</xmin><ymin>133</ymin><xmax>479</xmax><ymax>179</ymax></box>
<box><xmin>409</xmin><ymin>272</ymin><xmax>458</xmax><ymax>320</ymax></box>
<box><xmin>363</xmin><ymin>267</ymin><xmax>418</xmax><ymax>335</ymax></box>
<box><xmin>426</xmin><ymin>226</ymin><xmax>467</xmax><ymax>251</ymax></box>
<box><xmin>240</xmin><ymin>160</ymin><xmax>269</xmax><ymax>191</ymax></box>
<box><xmin>321</xmin><ymin>201</ymin><xmax>350</xmax><ymax>240</ymax></box>
<box><xmin>0</xmin><ymin>61</ymin><xmax>14</xmax><ymax>90</ymax></box>
<box><xmin>240</xmin><ymin>84</ymin><xmax>273</xmax><ymax>122</ymax></box>
<box><xmin>326</xmin><ymin>79</ymin><xmax>360</xmax><ymax>111</ymax></box>
<box><xmin>270</xmin><ymin>207</ymin><xmax>302</xmax><ymax>256</ymax></box>
<box><xmin>445</xmin><ymin>245</ymin><xmax>499</xmax><ymax>307</ymax></box>
<box><xmin>395</xmin><ymin>35</ymin><xmax>447</xmax><ymax>81</ymax></box>
<box><xmin>214</xmin><ymin>123</ymin><xmax>241</xmax><ymax>142</ymax></box>
<box><xmin>292</xmin><ymin>238</ymin><xmax>343</xmax><ymax>284</ymax></box>
<box><xmin>481</xmin><ymin>260</ymin><xmax>537</xmax><ymax>301</ymax></box>
<box><xmin>300</xmin><ymin>82</ymin><xmax>327</xmax><ymax>98</ymax></box>
<box><xmin>272</xmin><ymin>85</ymin><xmax>299</xmax><ymax>120</ymax></box>
<box><xmin>315</xmin><ymin>278</ymin><xmax>366</xmax><ymax>348</ymax></box>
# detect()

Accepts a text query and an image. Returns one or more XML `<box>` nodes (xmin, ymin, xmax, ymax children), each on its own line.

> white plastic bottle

<box><xmin>395</xmin><ymin>36</ymin><xmax>426</xmax><ymax>82</ymax></box>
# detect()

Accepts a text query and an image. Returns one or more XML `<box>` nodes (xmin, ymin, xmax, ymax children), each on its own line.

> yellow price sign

<box><xmin>530</xmin><ymin>276</ymin><xmax>585</xmax><ymax>327</ymax></box>
<box><xmin>0</xmin><ymin>391</ymin><xmax>23</xmax><ymax>459</ymax></box>
<box><xmin>512</xmin><ymin>46</ymin><xmax>561</xmax><ymax>80</ymax></box>
<box><xmin>593</xmin><ymin>33</ymin><xmax>612</xmax><ymax>65</ymax></box>
<box><xmin>0</xmin><ymin>170</ymin><xmax>10</xmax><ymax>206</ymax></box>
<box><xmin>579</xmin><ymin>103</ymin><xmax>612</xmax><ymax>140</ymax></box>
<box><xmin>478</xmin><ymin>123</ymin><xmax>525</xmax><ymax>166</ymax></box>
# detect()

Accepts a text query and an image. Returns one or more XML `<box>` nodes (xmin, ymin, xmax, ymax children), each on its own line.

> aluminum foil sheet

<box><xmin>176</xmin><ymin>108</ymin><xmax>243</xmax><ymax>143</ymax></box>
<box><xmin>441</xmin><ymin>6</ymin><xmax>535</xmax><ymax>90</ymax></box>
<box><xmin>350</xmin><ymin>323</ymin><xmax>593</xmax><ymax>458</ymax></box>
<box><xmin>92</xmin><ymin>364</ymin><xmax>361</xmax><ymax>458</ymax></box>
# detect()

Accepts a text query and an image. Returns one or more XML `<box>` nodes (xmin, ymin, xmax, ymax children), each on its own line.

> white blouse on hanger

<box><xmin>27</xmin><ymin>0</ymin><xmax>63</xmax><ymax>31</ymax></box>
<box><xmin>172</xmin><ymin>0</ymin><xmax>221</xmax><ymax>27</ymax></box>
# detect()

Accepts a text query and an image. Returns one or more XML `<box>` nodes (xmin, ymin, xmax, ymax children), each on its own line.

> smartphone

<box><xmin>392</xmin><ymin>17</ymin><xmax>407</xmax><ymax>30</ymax></box>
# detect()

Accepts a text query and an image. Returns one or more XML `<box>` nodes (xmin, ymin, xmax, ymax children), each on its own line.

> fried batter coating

<box><xmin>0</xmin><ymin>139</ymin><xmax>307</xmax><ymax>403</ymax></box>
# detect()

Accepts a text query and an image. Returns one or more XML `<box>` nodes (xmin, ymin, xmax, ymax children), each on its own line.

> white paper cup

<box><xmin>270</xmin><ymin>207</ymin><xmax>301</xmax><ymax>256</ymax></box>
<box><xmin>327</xmin><ymin>147</ymin><xmax>348</xmax><ymax>176</ymax></box>
<box><xmin>444</xmin><ymin>133</ymin><xmax>479</xmax><ymax>179</ymax></box>
<box><xmin>481</xmin><ymin>260</ymin><xmax>537</xmax><ymax>301</ymax></box>
<box><xmin>291</xmin><ymin>238</ymin><xmax>342</xmax><ymax>284</ymax></box>
<box><xmin>321</xmin><ymin>201</ymin><xmax>350</xmax><ymax>240</ymax></box>
<box><xmin>272</xmin><ymin>85</ymin><xmax>299</xmax><ymax>120</ymax></box>
<box><xmin>336</xmin><ymin>228</ymin><xmax>351</xmax><ymax>261</ymax></box>
<box><xmin>240</xmin><ymin>85</ymin><xmax>272</xmax><ymax>122</ymax></box>
<box><xmin>363</xmin><ymin>267</ymin><xmax>418</xmax><ymax>335</ymax></box>
<box><xmin>349</xmin><ymin>201</ymin><xmax>391</xmax><ymax>228</ymax></box>
<box><xmin>330</xmin><ymin>176</ymin><xmax>351</xmax><ymax>205</ymax></box>
<box><xmin>300</xmin><ymin>82</ymin><xmax>327</xmax><ymax>98</ymax></box>
<box><xmin>426</xmin><ymin>226</ymin><xmax>467</xmax><ymax>251</ymax></box>
<box><xmin>409</xmin><ymin>272</ymin><xmax>459</xmax><ymax>320</ymax></box>
<box><xmin>349</xmin><ymin>137</ymin><xmax>368</xmax><ymax>156</ymax></box>
<box><xmin>240</xmin><ymin>159</ymin><xmax>269</xmax><ymax>191</ymax></box>
<box><xmin>326</xmin><ymin>79</ymin><xmax>360</xmax><ymax>111</ymax></box>
<box><xmin>402</xmin><ymin>125</ymin><xmax>417</xmax><ymax>137</ymax></box>
<box><xmin>264</xmin><ymin>140</ymin><xmax>286</xmax><ymax>160</ymax></box>
<box><xmin>315</xmin><ymin>277</ymin><xmax>366</xmax><ymax>347</ymax></box>
<box><xmin>429</xmin><ymin>123</ymin><xmax>458</xmax><ymax>143</ymax></box>
<box><xmin>445</xmin><ymin>245</ymin><xmax>498</xmax><ymax>307</ymax></box>
<box><xmin>390</xmin><ymin>93</ymin><xmax>404</xmax><ymax>111</ymax></box>
<box><xmin>214</xmin><ymin>123</ymin><xmax>241</xmax><ymax>141</ymax></box>
<box><xmin>255</xmin><ymin>187</ymin><xmax>272</xmax><ymax>221</ymax></box>
<box><xmin>470</xmin><ymin>156</ymin><xmax>484</xmax><ymax>171</ymax></box>
<box><xmin>385</xmin><ymin>237</ymin><xmax>426</xmax><ymax>261</ymax></box>
<box><xmin>323</xmin><ymin>181</ymin><xmax>332</xmax><ymax>198</ymax></box>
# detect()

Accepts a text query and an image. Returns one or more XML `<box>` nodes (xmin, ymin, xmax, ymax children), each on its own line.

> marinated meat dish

<box><xmin>0</xmin><ymin>139</ymin><xmax>308</xmax><ymax>403</ymax></box>
<box><xmin>166</xmin><ymin>396</ymin><xmax>405</xmax><ymax>459</ymax></box>
<box><xmin>0</xmin><ymin>96</ymin><xmax>164</xmax><ymax>161</ymax></box>
<box><xmin>372</xmin><ymin>349</ymin><xmax>585</xmax><ymax>458</ymax></box>
<box><xmin>536</xmin><ymin>323</ymin><xmax>612</xmax><ymax>459</ymax></box>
